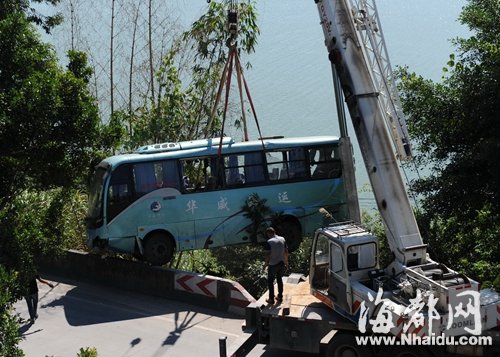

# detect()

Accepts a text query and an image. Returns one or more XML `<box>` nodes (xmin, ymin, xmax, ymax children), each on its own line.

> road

<box><xmin>14</xmin><ymin>275</ymin><xmax>317</xmax><ymax>357</ymax></box>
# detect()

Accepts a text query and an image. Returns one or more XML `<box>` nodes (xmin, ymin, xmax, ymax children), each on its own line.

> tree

<box><xmin>52</xmin><ymin>0</ymin><xmax>183</xmax><ymax>124</ymax></box>
<box><xmin>0</xmin><ymin>9</ymin><xmax>117</xmax><ymax>201</ymax></box>
<box><xmin>398</xmin><ymin>0</ymin><xmax>500</xmax><ymax>283</ymax></box>
<box><xmin>0</xmin><ymin>4</ymin><xmax>118</xmax><ymax>353</ymax></box>
<box><xmin>0</xmin><ymin>266</ymin><xmax>23</xmax><ymax>357</ymax></box>
<box><xmin>128</xmin><ymin>0</ymin><xmax>260</xmax><ymax>147</ymax></box>
<box><xmin>0</xmin><ymin>0</ymin><xmax>63</xmax><ymax>34</ymax></box>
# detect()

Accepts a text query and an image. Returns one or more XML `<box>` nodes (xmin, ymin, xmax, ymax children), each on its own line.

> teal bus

<box><xmin>86</xmin><ymin>136</ymin><xmax>350</xmax><ymax>265</ymax></box>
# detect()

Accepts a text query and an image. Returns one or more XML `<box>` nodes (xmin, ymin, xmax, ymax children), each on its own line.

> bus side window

<box><xmin>310</xmin><ymin>146</ymin><xmax>342</xmax><ymax>179</ymax></box>
<box><xmin>289</xmin><ymin>148</ymin><xmax>307</xmax><ymax>178</ymax></box>
<box><xmin>266</xmin><ymin>149</ymin><xmax>307</xmax><ymax>181</ymax></box>
<box><xmin>266</xmin><ymin>151</ymin><xmax>284</xmax><ymax>181</ymax></box>
<box><xmin>107</xmin><ymin>164</ymin><xmax>134</xmax><ymax>221</ymax></box>
<box><xmin>133</xmin><ymin>162</ymin><xmax>157</xmax><ymax>196</ymax></box>
<box><xmin>162</xmin><ymin>160</ymin><xmax>181</xmax><ymax>190</ymax></box>
<box><xmin>206</xmin><ymin>157</ymin><xmax>223</xmax><ymax>190</ymax></box>
<box><xmin>180</xmin><ymin>157</ymin><xmax>219</xmax><ymax>192</ymax></box>
<box><xmin>226</xmin><ymin>155</ymin><xmax>245</xmax><ymax>186</ymax></box>
<box><xmin>244</xmin><ymin>152</ymin><xmax>265</xmax><ymax>184</ymax></box>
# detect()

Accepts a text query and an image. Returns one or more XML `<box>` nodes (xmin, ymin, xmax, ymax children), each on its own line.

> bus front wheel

<box><xmin>143</xmin><ymin>232</ymin><xmax>175</xmax><ymax>266</ymax></box>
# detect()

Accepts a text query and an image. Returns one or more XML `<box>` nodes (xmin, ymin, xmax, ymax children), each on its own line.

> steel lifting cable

<box><xmin>235</xmin><ymin>51</ymin><xmax>249</xmax><ymax>141</ymax></box>
<box><xmin>203</xmin><ymin>1</ymin><xmax>268</xmax><ymax>193</ymax></box>
<box><xmin>233</xmin><ymin>50</ymin><xmax>266</xmax><ymax>148</ymax></box>
<box><xmin>209</xmin><ymin>2</ymin><xmax>266</xmax><ymax>159</ymax></box>
<box><xmin>218</xmin><ymin>48</ymin><xmax>235</xmax><ymax>156</ymax></box>
<box><xmin>205</xmin><ymin>52</ymin><xmax>231</xmax><ymax>139</ymax></box>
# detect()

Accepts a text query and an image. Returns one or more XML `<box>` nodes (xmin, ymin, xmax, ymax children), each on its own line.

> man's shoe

<box><xmin>266</xmin><ymin>298</ymin><xmax>275</xmax><ymax>304</ymax></box>
<box><xmin>276</xmin><ymin>297</ymin><xmax>283</xmax><ymax>304</ymax></box>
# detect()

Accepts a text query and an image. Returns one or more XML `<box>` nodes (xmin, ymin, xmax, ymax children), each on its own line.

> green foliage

<box><xmin>170</xmin><ymin>250</ymin><xmax>228</xmax><ymax>277</ymax></box>
<box><xmin>457</xmin><ymin>0</ymin><xmax>500</xmax><ymax>61</ymax></box>
<box><xmin>128</xmin><ymin>1</ymin><xmax>260</xmax><ymax>147</ymax></box>
<box><xmin>0</xmin><ymin>189</ymin><xmax>88</xmax><ymax>298</ymax></box>
<box><xmin>0</xmin><ymin>0</ymin><xmax>63</xmax><ymax>34</ymax></box>
<box><xmin>98</xmin><ymin>110</ymin><xmax>127</xmax><ymax>155</ymax></box>
<box><xmin>361</xmin><ymin>210</ymin><xmax>393</xmax><ymax>268</ymax></box>
<box><xmin>416</xmin><ymin>205</ymin><xmax>499</xmax><ymax>284</ymax></box>
<box><xmin>77</xmin><ymin>347</ymin><xmax>98</xmax><ymax>357</ymax></box>
<box><xmin>186</xmin><ymin>0</ymin><xmax>259</xmax><ymax>63</ymax></box>
<box><xmin>241</xmin><ymin>193</ymin><xmax>271</xmax><ymax>244</ymax></box>
<box><xmin>0</xmin><ymin>266</ymin><xmax>24</xmax><ymax>357</ymax></box>
<box><xmin>0</xmin><ymin>12</ymin><xmax>116</xmax><ymax>199</ymax></box>
<box><xmin>0</xmin><ymin>3</ymin><xmax>105</xmax><ymax>354</ymax></box>
<box><xmin>287</xmin><ymin>237</ymin><xmax>313</xmax><ymax>275</ymax></box>
<box><xmin>0</xmin><ymin>188</ymin><xmax>88</xmax><ymax>354</ymax></box>
<box><xmin>493</xmin><ymin>274</ymin><xmax>500</xmax><ymax>291</ymax></box>
<box><xmin>212</xmin><ymin>244</ymin><xmax>268</xmax><ymax>297</ymax></box>
<box><xmin>397</xmin><ymin>0</ymin><xmax>500</xmax><ymax>285</ymax></box>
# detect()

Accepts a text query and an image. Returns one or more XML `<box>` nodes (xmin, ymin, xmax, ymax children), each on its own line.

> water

<box><xmin>202</xmin><ymin>0</ymin><xmax>469</xmax><ymax>211</ymax></box>
<box><xmin>46</xmin><ymin>0</ymin><xmax>470</xmax><ymax>211</ymax></box>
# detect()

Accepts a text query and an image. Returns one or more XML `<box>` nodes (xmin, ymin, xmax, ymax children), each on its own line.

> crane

<box><xmin>222</xmin><ymin>0</ymin><xmax>500</xmax><ymax>356</ymax></box>
<box><xmin>310</xmin><ymin>0</ymin><xmax>499</xmax><ymax>338</ymax></box>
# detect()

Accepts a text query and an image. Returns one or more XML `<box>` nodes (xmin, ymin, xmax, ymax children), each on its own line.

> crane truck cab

<box><xmin>308</xmin><ymin>221</ymin><xmax>500</xmax><ymax>340</ymax></box>
<box><xmin>310</xmin><ymin>222</ymin><xmax>379</xmax><ymax>316</ymax></box>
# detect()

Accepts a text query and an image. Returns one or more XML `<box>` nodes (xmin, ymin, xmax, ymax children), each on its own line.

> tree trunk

<box><xmin>128</xmin><ymin>3</ymin><xmax>140</xmax><ymax>139</ymax></box>
<box><xmin>110</xmin><ymin>0</ymin><xmax>115</xmax><ymax>116</ymax></box>
<box><xmin>148</xmin><ymin>0</ymin><xmax>155</xmax><ymax>104</ymax></box>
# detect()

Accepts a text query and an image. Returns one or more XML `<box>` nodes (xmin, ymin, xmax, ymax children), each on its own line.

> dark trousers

<box><xmin>267</xmin><ymin>261</ymin><xmax>285</xmax><ymax>300</ymax></box>
<box><xmin>25</xmin><ymin>293</ymin><xmax>38</xmax><ymax>320</ymax></box>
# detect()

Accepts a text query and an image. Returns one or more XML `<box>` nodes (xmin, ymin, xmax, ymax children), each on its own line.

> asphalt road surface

<box><xmin>14</xmin><ymin>275</ymin><xmax>317</xmax><ymax>357</ymax></box>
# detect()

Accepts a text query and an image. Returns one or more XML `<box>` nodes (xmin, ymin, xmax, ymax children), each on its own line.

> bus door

<box><xmin>179</xmin><ymin>157</ymin><xmax>226</xmax><ymax>250</ymax></box>
<box><xmin>131</xmin><ymin>160</ymin><xmax>194</xmax><ymax>251</ymax></box>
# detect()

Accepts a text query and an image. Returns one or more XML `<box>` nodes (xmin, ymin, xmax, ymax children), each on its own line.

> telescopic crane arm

<box><xmin>315</xmin><ymin>0</ymin><xmax>426</xmax><ymax>269</ymax></box>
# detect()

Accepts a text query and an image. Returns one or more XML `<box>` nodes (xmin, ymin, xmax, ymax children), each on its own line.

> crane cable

<box><xmin>205</xmin><ymin>3</ymin><xmax>265</xmax><ymax>158</ymax></box>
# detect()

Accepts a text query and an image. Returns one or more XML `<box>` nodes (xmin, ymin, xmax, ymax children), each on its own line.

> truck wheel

<box><xmin>274</xmin><ymin>218</ymin><xmax>302</xmax><ymax>253</ymax></box>
<box><xmin>326</xmin><ymin>333</ymin><xmax>372</xmax><ymax>357</ymax></box>
<box><xmin>143</xmin><ymin>232</ymin><xmax>174</xmax><ymax>266</ymax></box>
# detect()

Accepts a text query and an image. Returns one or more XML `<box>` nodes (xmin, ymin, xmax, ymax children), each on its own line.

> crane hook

<box><xmin>226</xmin><ymin>8</ymin><xmax>239</xmax><ymax>48</ymax></box>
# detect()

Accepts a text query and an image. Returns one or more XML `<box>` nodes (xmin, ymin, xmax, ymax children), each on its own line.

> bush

<box><xmin>0</xmin><ymin>266</ymin><xmax>24</xmax><ymax>357</ymax></box>
<box><xmin>0</xmin><ymin>188</ymin><xmax>89</xmax><ymax>356</ymax></box>
<box><xmin>77</xmin><ymin>347</ymin><xmax>98</xmax><ymax>357</ymax></box>
<box><xmin>0</xmin><ymin>189</ymin><xmax>88</xmax><ymax>286</ymax></box>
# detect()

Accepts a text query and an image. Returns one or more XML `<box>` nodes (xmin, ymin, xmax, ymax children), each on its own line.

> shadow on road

<box><xmin>19</xmin><ymin>322</ymin><xmax>43</xmax><ymax>337</ymax></box>
<box><xmin>41</xmin><ymin>276</ymin><xmax>239</xmax><ymax>327</ymax></box>
<box><xmin>162</xmin><ymin>310</ymin><xmax>212</xmax><ymax>346</ymax></box>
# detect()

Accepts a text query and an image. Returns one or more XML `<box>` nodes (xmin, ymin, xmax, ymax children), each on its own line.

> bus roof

<box><xmin>100</xmin><ymin>135</ymin><xmax>340</xmax><ymax>168</ymax></box>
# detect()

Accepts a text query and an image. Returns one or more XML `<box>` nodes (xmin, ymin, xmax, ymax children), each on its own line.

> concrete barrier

<box><xmin>40</xmin><ymin>250</ymin><xmax>255</xmax><ymax>316</ymax></box>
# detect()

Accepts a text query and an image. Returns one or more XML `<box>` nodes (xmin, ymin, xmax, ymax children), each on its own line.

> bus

<box><xmin>86</xmin><ymin>136</ymin><xmax>351</xmax><ymax>265</ymax></box>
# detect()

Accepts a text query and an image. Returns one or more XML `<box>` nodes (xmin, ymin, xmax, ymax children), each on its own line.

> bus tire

<box><xmin>326</xmin><ymin>333</ymin><xmax>372</xmax><ymax>357</ymax></box>
<box><xmin>274</xmin><ymin>218</ymin><xmax>302</xmax><ymax>253</ymax></box>
<box><xmin>143</xmin><ymin>231</ymin><xmax>175</xmax><ymax>266</ymax></box>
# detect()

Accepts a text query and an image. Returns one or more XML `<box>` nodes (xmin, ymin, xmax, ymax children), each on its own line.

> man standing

<box><xmin>263</xmin><ymin>227</ymin><xmax>288</xmax><ymax>304</ymax></box>
<box><xmin>25</xmin><ymin>274</ymin><xmax>54</xmax><ymax>324</ymax></box>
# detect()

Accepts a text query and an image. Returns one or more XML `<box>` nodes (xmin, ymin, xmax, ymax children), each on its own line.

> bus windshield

<box><xmin>87</xmin><ymin>166</ymin><xmax>108</xmax><ymax>228</ymax></box>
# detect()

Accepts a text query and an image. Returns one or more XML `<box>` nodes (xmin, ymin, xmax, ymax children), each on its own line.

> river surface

<box><xmin>41</xmin><ymin>0</ymin><xmax>470</xmax><ymax>210</ymax></box>
<box><xmin>177</xmin><ymin>0</ymin><xmax>469</xmax><ymax>210</ymax></box>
